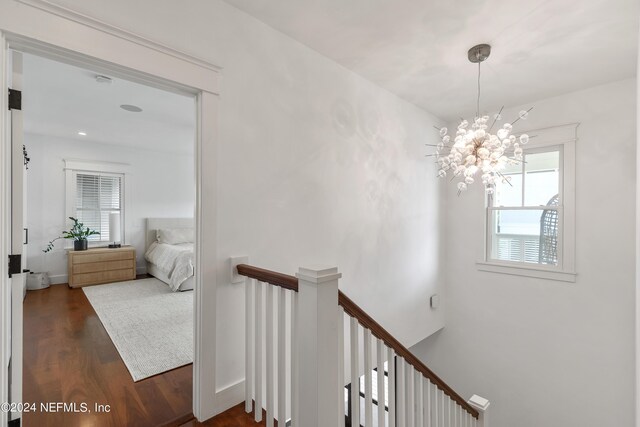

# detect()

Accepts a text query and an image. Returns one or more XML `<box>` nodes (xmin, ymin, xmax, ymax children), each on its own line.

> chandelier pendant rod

<box><xmin>477</xmin><ymin>60</ymin><xmax>481</xmax><ymax>118</ymax></box>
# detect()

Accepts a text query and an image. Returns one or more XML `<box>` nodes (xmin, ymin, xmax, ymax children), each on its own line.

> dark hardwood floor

<box><xmin>180</xmin><ymin>403</ymin><xmax>268</xmax><ymax>427</ymax></box>
<box><xmin>23</xmin><ymin>282</ymin><xmax>193</xmax><ymax>427</ymax></box>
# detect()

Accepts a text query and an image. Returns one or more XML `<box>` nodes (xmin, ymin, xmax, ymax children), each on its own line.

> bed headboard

<box><xmin>145</xmin><ymin>218</ymin><xmax>194</xmax><ymax>252</ymax></box>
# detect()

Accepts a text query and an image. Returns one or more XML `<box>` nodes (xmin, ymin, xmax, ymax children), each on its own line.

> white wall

<box><xmin>25</xmin><ymin>133</ymin><xmax>194</xmax><ymax>282</ymax></box>
<box><xmin>636</xmin><ymin>24</ymin><xmax>640</xmax><ymax>426</ymax></box>
<box><xmin>21</xmin><ymin>0</ymin><xmax>448</xmax><ymax>395</ymax></box>
<box><xmin>412</xmin><ymin>78</ymin><xmax>636</xmax><ymax>427</ymax></box>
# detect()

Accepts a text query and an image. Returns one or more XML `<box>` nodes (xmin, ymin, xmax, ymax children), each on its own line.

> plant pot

<box><xmin>74</xmin><ymin>239</ymin><xmax>88</xmax><ymax>251</ymax></box>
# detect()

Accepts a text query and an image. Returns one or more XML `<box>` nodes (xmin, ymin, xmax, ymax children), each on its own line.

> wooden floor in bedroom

<box><xmin>22</xmin><ymin>280</ymin><xmax>193</xmax><ymax>427</ymax></box>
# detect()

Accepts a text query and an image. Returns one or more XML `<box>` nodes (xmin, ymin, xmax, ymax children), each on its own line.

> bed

<box><xmin>145</xmin><ymin>218</ymin><xmax>195</xmax><ymax>292</ymax></box>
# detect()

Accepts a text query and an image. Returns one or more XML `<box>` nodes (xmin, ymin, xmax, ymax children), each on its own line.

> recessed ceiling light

<box><xmin>120</xmin><ymin>104</ymin><xmax>143</xmax><ymax>113</ymax></box>
<box><xmin>78</xmin><ymin>131</ymin><xmax>87</xmax><ymax>136</ymax></box>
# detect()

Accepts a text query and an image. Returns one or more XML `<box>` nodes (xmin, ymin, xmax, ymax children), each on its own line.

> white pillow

<box><xmin>157</xmin><ymin>228</ymin><xmax>194</xmax><ymax>245</ymax></box>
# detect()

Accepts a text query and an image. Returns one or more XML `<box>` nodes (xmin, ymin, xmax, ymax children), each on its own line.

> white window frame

<box><xmin>64</xmin><ymin>159</ymin><xmax>128</xmax><ymax>248</ymax></box>
<box><xmin>477</xmin><ymin>123</ymin><xmax>578</xmax><ymax>282</ymax></box>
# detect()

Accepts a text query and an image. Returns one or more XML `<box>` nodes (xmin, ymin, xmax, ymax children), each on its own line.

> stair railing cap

<box><xmin>296</xmin><ymin>266</ymin><xmax>342</xmax><ymax>283</ymax></box>
<box><xmin>468</xmin><ymin>394</ymin><xmax>490</xmax><ymax>412</ymax></box>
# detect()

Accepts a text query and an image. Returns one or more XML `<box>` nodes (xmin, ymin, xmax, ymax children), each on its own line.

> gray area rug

<box><xmin>83</xmin><ymin>278</ymin><xmax>193</xmax><ymax>381</ymax></box>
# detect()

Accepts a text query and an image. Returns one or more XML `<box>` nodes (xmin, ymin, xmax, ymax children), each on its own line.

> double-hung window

<box><xmin>65</xmin><ymin>160</ymin><xmax>125</xmax><ymax>245</ymax></box>
<box><xmin>478</xmin><ymin>124</ymin><xmax>577</xmax><ymax>282</ymax></box>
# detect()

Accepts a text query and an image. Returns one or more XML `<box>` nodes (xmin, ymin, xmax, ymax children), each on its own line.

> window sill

<box><xmin>476</xmin><ymin>261</ymin><xmax>576</xmax><ymax>283</ymax></box>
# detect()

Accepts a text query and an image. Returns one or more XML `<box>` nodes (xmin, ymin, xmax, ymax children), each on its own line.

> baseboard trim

<box><xmin>48</xmin><ymin>274</ymin><xmax>67</xmax><ymax>285</ymax></box>
<box><xmin>211</xmin><ymin>380</ymin><xmax>245</xmax><ymax>418</ymax></box>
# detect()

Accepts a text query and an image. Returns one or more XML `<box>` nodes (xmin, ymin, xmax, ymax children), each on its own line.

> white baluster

<box><xmin>425</xmin><ymin>380</ymin><xmax>431</xmax><ymax>427</ymax></box>
<box><xmin>406</xmin><ymin>365</ymin><xmax>414</xmax><ymax>427</ymax></box>
<box><xmin>364</xmin><ymin>328</ymin><xmax>373</xmax><ymax>426</ymax></box>
<box><xmin>350</xmin><ymin>317</ymin><xmax>360</xmax><ymax>427</ymax></box>
<box><xmin>441</xmin><ymin>390</ymin><xmax>445</xmax><ymax>427</ymax></box>
<box><xmin>245</xmin><ymin>278</ymin><xmax>253</xmax><ymax>413</ymax></box>
<box><xmin>266</xmin><ymin>284</ymin><xmax>274</xmax><ymax>427</ymax></box>
<box><xmin>278</xmin><ymin>287</ymin><xmax>286</xmax><ymax>426</ymax></box>
<box><xmin>416</xmin><ymin>372</ymin><xmax>423</xmax><ymax>427</ymax></box>
<box><xmin>397</xmin><ymin>358</ymin><xmax>405</xmax><ymax>427</ymax></box>
<box><xmin>434</xmin><ymin>387</ymin><xmax>438</xmax><ymax>427</ymax></box>
<box><xmin>455</xmin><ymin>405</ymin><xmax>458</xmax><ymax>427</ymax></box>
<box><xmin>338</xmin><ymin>307</ymin><xmax>345</xmax><ymax>427</ymax></box>
<box><xmin>376</xmin><ymin>339</ymin><xmax>385</xmax><ymax>427</ymax></box>
<box><xmin>448</xmin><ymin>398</ymin><xmax>451</xmax><ymax>427</ymax></box>
<box><xmin>388</xmin><ymin>348</ymin><xmax>396</xmax><ymax>427</ymax></box>
<box><xmin>255</xmin><ymin>280</ymin><xmax>263</xmax><ymax>422</ymax></box>
<box><xmin>453</xmin><ymin>399</ymin><xmax>456</xmax><ymax>427</ymax></box>
<box><xmin>291</xmin><ymin>291</ymin><xmax>299</xmax><ymax>427</ymax></box>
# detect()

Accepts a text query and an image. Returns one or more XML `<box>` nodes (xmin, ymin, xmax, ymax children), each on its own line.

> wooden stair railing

<box><xmin>237</xmin><ymin>264</ymin><xmax>299</xmax><ymax>291</ymax></box>
<box><xmin>338</xmin><ymin>291</ymin><xmax>479</xmax><ymax>420</ymax></box>
<box><xmin>236</xmin><ymin>263</ymin><xmax>482</xmax><ymax>426</ymax></box>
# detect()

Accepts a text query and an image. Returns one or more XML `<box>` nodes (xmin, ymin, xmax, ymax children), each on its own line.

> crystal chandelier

<box><xmin>434</xmin><ymin>44</ymin><xmax>533</xmax><ymax>195</ymax></box>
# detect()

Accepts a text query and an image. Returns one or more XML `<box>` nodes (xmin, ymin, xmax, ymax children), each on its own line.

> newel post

<box><xmin>296</xmin><ymin>266</ymin><xmax>342</xmax><ymax>427</ymax></box>
<box><xmin>469</xmin><ymin>394</ymin><xmax>490</xmax><ymax>427</ymax></box>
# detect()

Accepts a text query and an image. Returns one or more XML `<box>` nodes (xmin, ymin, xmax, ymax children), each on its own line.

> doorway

<box><xmin>14</xmin><ymin>50</ymin><xmax>197</xmax><ymax>426</ymax></box>
<box><xmin>0</xmin><ymin>22</ymin><xmax>219</xmax><ymax>425</ymax></box>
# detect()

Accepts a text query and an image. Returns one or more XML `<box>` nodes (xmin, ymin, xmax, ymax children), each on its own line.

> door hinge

<box><xmin>8</xmin><ymin>254</ymin><xmax>21</xmax><ymax>278</ymax></box>
<box><xmin>8</xmin><ymin>89</ymin><xmax>21</xmax><ymax>111</ymax></box>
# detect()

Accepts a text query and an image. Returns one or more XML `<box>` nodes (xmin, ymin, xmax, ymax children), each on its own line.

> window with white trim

<box><xmin>64</xmin><ymin>160</ymin><xmax>127</xmax><ymax>245</ymax></box>
<box><xmin>488</xmin><ymin>146</ymin><xmax>561</xmax><ymax>265</ymax></box>
<box><xmin>479</xmin><ymin>124</ymin><xmax>577</xmax><ymax>282</ymax></box>
<box><xmin>73</xmin><ymin>171</ymin><xmax>123</xmax><ymax>242</ymax></box>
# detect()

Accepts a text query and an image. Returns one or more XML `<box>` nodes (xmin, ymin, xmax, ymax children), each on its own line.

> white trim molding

<box><xmin>15</xmin><ymin>0</ymin><xmax>221</xmax><ymax>73</ymax></box>
<box><xmin>476</xmin><ymin>261</ymin><xmax>576</xmax><ymax>283</ymax></box>
<box><xmin>480</xmin><ymin>123</ymin><xmax>578</xmax><ymax>282</ymax></box>
<box><xmin>213</xmin><ymin>380</ymin><xmax>246</xmax><ymax>417</ymax></box>
<box><xmin>63</xmin><ymin>158</ymin><xmax>130</xmax><ymax>174</ymax></box>
<box><xmin>0</xmin><ymin>4</ymin><xmax>221</xmax><ymax>422</ymax></box>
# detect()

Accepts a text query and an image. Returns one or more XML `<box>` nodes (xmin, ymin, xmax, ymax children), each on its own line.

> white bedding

<box><xmin>145</xmin><ymin>242</ymin><xmax>194</xmax><ymax>291</ymax></box>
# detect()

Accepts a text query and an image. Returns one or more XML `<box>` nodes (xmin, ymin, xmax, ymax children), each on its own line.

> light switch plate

<box><xmin>430</xmin><ymin>294</ymin><xmax>440</xmax><ymax>309</ymax></box>
<box><xmin>230</xmin><ymin>256</ymin><xmax>249</xmax><ymax>284</ymax></box>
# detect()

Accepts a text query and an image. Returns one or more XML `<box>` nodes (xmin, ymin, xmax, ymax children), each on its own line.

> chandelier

<box><xmin>434</xmin><ymin>44</ymin><xmax>533</xmax><ymax>195</ymax></box>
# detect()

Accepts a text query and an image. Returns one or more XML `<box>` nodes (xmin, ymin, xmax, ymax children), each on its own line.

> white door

<box><xmin>7</xmin><ymin>49</ymin><xmax>25</xmax><ymax>423</ymax></box>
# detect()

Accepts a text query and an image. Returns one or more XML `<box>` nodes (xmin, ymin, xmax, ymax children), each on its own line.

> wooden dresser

<box><xmin>68</xmin><ymin>246</ymin><xmax>136</xmax><ymax>288</ymax></box>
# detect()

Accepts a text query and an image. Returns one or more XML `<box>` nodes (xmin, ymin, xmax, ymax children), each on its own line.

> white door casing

<box><xmin>8</xmin><ymin>49</ymin><xmax>25</xmax><ymax>422</ymax></box>
<box><xmin>0</xmin><ymin>2</ymin><xmax>221</xmax><ymax>423</ymax></box>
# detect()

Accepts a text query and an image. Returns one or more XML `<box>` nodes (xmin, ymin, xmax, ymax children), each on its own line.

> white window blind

<box><xmin>75</xmin><ymin>172</ymin><xmax>122</xmax><ymax>242</ymax></box>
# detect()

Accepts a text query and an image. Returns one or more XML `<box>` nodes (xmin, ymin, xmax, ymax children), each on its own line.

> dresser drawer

<box><xmin>73</xmin><ymin>259</ymin><xmax>135</xmax><ymax>274</ymax></box>
<box><xmin>72</xmin><ymin>269</ymin><xmax>135</xmax><ymax>287</ymax></box>
<box><xmin>71</xmin><ymin>251</ymin><xmax>134</xmax><ymax>264</ymax></box>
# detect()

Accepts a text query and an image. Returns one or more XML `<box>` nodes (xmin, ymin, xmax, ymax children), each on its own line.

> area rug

<box><xmin>83</xmin><ymin>278</ymin><xmax>193</xmax><ymax>381</ymax></box>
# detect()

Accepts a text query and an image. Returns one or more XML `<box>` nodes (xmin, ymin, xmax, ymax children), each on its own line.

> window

<box><xmin>478</xmin><ymin>124</ymin><xmax>577</xmax><ymax>282</ymax></box>
<box><xmin>64</xmin><ymin>160</ymin><xmax>126</xmax><ymax>245</ymax></box>
<box><xmin>489</xmin><ymin>147</ymin><xmax>561</xmax><ymax>265</ymax></box>
<box><xmin>74</xmin><ymin>172</ymin><xmax>123</xmax><ymax>242</ymax></box>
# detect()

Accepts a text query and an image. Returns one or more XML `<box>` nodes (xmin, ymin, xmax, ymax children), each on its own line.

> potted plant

<box><xmin>43</xmin><ymin>217</ymin><xmax>100</xmax><ymax>252</ymax></box>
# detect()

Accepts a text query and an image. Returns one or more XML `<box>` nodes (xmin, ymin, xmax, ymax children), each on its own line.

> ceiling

<box><xmin>224</xmin><ymin>0</ymin><xmax>638</xmax><ymax>120</ymax></box>
<box><xmin>22</xmin><ymin>53</ymin><xmax>195</xmax><ymax>153</ymax></box>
